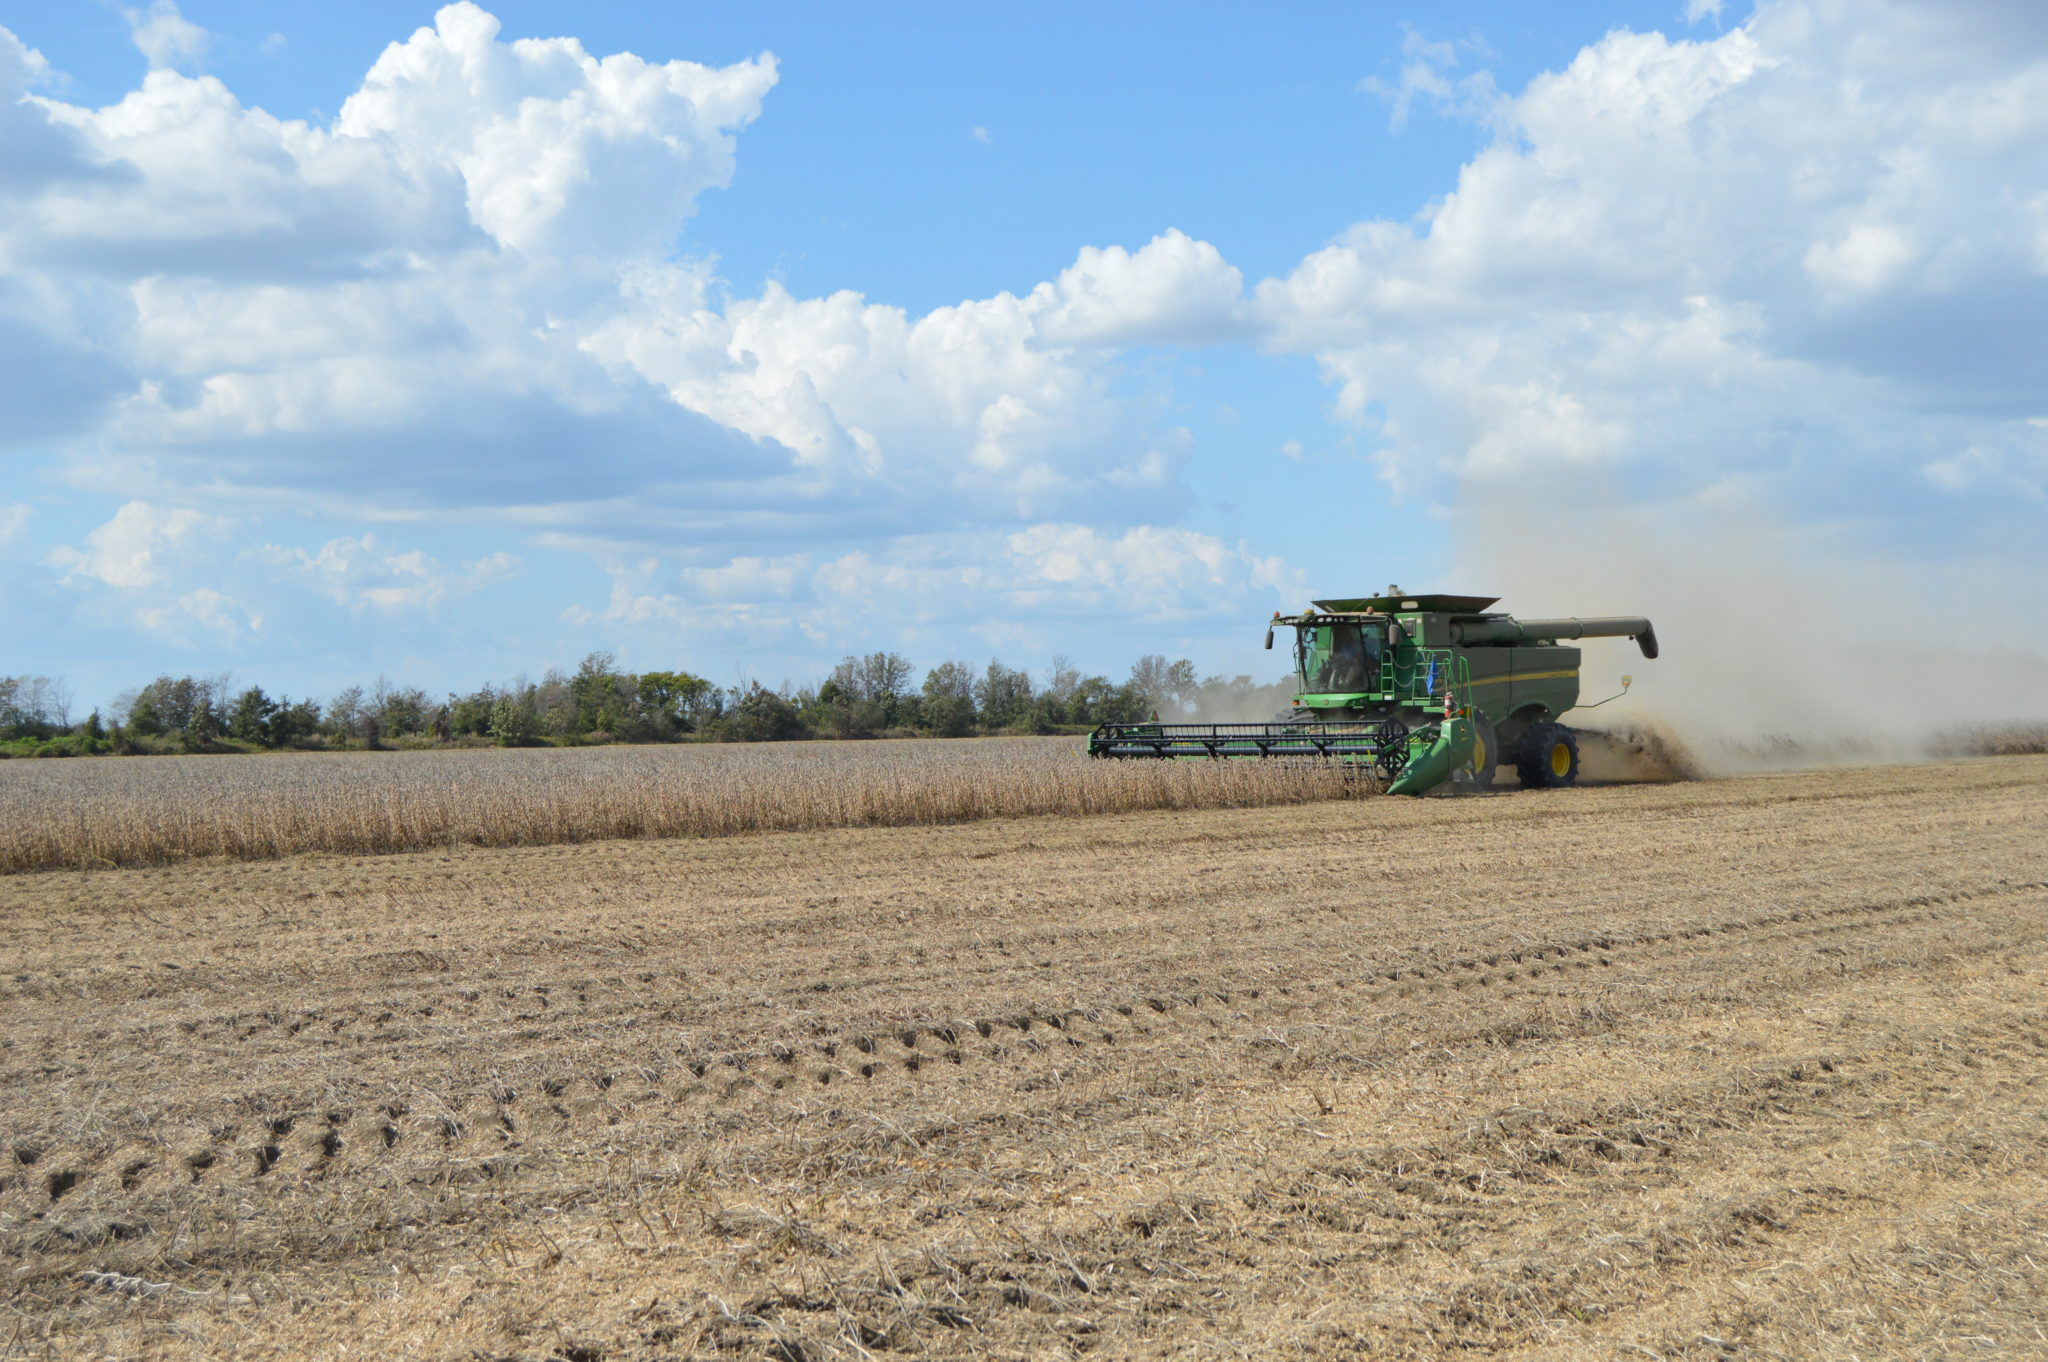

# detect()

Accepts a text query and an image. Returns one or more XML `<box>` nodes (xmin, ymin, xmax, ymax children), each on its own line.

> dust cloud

<box><xmin>1182</xmin><ymin>676</ymin><xmax>1298</xmax><ymax>724</ymax></box>
<box><xmin>1451</xmin><ymin>487</ymin><xmax>2048</xmax><ymax>778</ymax></box>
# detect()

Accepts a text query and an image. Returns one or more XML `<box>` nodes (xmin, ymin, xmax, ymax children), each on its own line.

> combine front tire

<box><xmin>1514</xmin><ymin>723</ymin><xmax>1579</xmax><ymax>789</ymax></box>
<box><xmin>1455</xmin><ymin>713</ymin><xmax>1499</xmax><ymax>789</ymax></box>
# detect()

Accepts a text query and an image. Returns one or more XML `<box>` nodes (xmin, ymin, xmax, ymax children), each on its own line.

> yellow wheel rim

<box><xmin>1472</xmin><ymin>732</ymin><xmax>1486</xmax><ymax>773</ymax></box>
<box><xmin>1550</xmin><ymin>741</ymin><xmax>1571</xmax><ymax>777</ymax></box>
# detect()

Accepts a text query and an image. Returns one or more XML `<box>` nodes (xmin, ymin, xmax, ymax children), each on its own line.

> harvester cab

<box><xmin>1089</xmin><ymin>585</ymin><xmax>1658</xmax><ymax>797</ymax></box>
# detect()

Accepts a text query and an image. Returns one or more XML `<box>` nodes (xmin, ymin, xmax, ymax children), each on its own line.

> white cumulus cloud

<box><xmin>259</xmin><ymin>534</ymin><xmax>523</xmax><ymax>612</ymax></box>
<box><xmin>128</xmin><ymin>1</ymin><xmax>208</xmax><ymax>71</ymax></box>
<box><xmin>581</xmin><ymin>258</ymin><xmax>1203</xmax><ymax>523</ymax></box>
<box><xmin>334</xmin><ymin>2</ymin><xmax>775</xmax><ymax>257</ymax></box>
<box><xmin>1359</xmin><ymin>25</ymin><xmax>1501</xmax><ymax>132</ymax></box>
<box><xmin>1029</xmin><ymin>229</ymin><xmax>1248</xmax><ymax>347</ymax></box>
<box><xmin>2</xmin><ymin>6</ymin><xmax>1233</xmax><ymax>556</ymax></box>
<box><xmin>137</xmin><ymin>587</ymin><xmax>258</xmax><ymax>644</ymax></box>
<box><xmin>50</xmin><ymin>501</ymin><xmax>229</xmax><ymax>590</ymax></box>
<box><xmin>1258</xmin><ymin>0</ymin><xmax>2048</xmax><ymax>521</ymax></box>
<box><xmin>3</xmin><ymin>4</ymin><xmax>783</xmax><ymax>529</ymax></box>
<box><xmin>570</xmin><ymin>525</ymin><xmax>1302</xmax><ymax>657</ymax></box>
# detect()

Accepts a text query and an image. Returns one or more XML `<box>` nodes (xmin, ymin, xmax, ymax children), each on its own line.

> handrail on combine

<box><xmin>1390</xmin><ymin>647</ymin><xmax>1469</xmax><ymax>708</ymax></box>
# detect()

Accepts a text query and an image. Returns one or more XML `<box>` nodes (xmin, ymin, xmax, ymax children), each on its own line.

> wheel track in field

<box><xmin>6</xmin><ymin>877</ymin><xmax>2042</xmax><ymax>1229</ymax></box>
<box><xmin>11</xmin><ymin>877</ymin><xmax>2041</xmax><ymax>1194</ymax></box>
<box><xmin>615</xmin><ymin>1000</ymin><xmax>2048</xmax><ymax>1358</ymax></box>
<box><xmin>83</xmin><ymin>870</ymin><xmax>2048</xmax><ymax>1055</ymax></box>
<box><xmin>177</xmin><ymin>871</ymin><xmax>2048</xmax><ymax>1080</ymax></box>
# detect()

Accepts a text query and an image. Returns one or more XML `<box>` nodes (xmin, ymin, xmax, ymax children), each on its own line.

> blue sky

<box><xmin>3</xmin><ymin>0</ymin><xmax>2044</xmax><ymax>721</ymax></box>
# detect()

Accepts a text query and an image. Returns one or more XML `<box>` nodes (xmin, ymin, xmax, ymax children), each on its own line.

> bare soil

<box><xmin>3</xmin><ymin>755</ymin><xmax>2045</xmax><ymax>1359</ymax></box>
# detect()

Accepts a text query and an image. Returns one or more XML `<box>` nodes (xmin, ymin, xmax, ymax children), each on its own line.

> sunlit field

<box><xmin>6</xmin><ymin>757</ymin><xmax>2046</xmax><ymax>1358</ymax></box>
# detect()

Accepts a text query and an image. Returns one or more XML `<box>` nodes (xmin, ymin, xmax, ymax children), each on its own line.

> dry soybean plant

<box><xmin>0</xmin><ymin>738</ymin><xmax>1372</xmax><ymax>873</ymax></box>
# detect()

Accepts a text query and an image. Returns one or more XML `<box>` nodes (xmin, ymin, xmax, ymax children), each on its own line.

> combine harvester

<box><xmin>1088</xmin><ymin>587</ymin><xmax>1659</xmax><ymax>797</ymax></box>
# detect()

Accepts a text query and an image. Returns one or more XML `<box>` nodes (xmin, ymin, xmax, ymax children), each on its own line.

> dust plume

<box><xmin>1452</xmin><ymin>487</ymin><xmax>2048</xmax><ymax>777</ymax></box>
<box><xmin>1183</xmin><ymin>674</ymin><xmax>1298</xmax><ymax>724</ymax></box>
<box><xmin>1573</xmin><ymin>724</ymin><xmax>1703</xmax><ymax>784</ymax></box>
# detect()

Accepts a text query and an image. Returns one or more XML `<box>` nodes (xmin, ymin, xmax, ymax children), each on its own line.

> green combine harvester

<box><xmin>1087</xmin><ymin>586</ymin><xmax>1659</xmax><ymax>797</ymax></box>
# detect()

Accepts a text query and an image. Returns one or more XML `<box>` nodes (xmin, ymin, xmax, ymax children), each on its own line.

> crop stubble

<box><xmin>2</xmin><ymin>755</ymin><xmax>2045</xmax><ymax>1359</ymax></box>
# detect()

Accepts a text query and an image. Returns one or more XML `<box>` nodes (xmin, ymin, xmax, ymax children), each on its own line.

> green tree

<box><xmin>1070</xmin><ymin>676</ymin><xmax>1149</xmax><ymax>725</ymax></box>
<box><xmin>569</xmin><ymin>651</ymin><xmax>632</xmax><ymax>737</ymax></box>
<box><xmin>271</xmin><ymin>697</ymin><xmax>321</xmax><ymax>747</ymax></box>
<box><xmin>0</xmin><ymin>676</ymin><xmax>68</xmax><ymax>739</ymax></box>
<box><xmin>447</xmin><ymin>686</ymin><xmax>497</xmax><ymax>738</ymax></box>
<box><xmin>829</xmin><ymin>652</ymin><xmax>915</xmax><ymax>725</ymax></box>
<box><xmin>324</xmin><ymin>685</ymin><xmax>366</xmax><ymax>745</ymax></box>
<box><xmin>373</xmin><ymin>680</ymin><xmax>431</xmax><ymax>738</ymax></box>
<box><xmin>918</xmin><ymin>661</ymin><xmax>978</xmax><ymax>736</ymax></box>
<box><xmin>490</xmin><ymin>691</ymin><xmax>538</xmax><ymax>746</ymax></box>
<box><xmin>923</xmin><ymin>695</ymin><xmax>975</xmax><ymax>737</ymax></box>
<box><xmin>1038</xmin><ymin>655</ymin><xmax>1082</xmax><ymax>724</ymax></box>
<box><xmin>229</xmin><ymin>686</ymin><xmax>280</xmax><ymax>746</ymax></box>
<box><xmin>715</xmin><ymin>683</ymin><xmax>807</xmax><ymax>742</ymax></box>
<box><xmin>127</xmin><ymin>675</ymin><xmax>224</xmax><ymax>735</ymax></box>
<box><xmin>922</xmin><ymin>660</ymin><xmax>975</xmax><ymax>703</ymax></box>
<box><xmin>816</xmin><ymin>693</ymin><xmax>884</xmax><ymax>739</ymax></box>
<box><xmin>181</xmin><ymin>697</ymin><xmax>224</xmax><ymax>752</ymax></box>
<box><xmin>127</xmin><ymin>692</ymin><xmax>164</xmax><ymax>737</ymax></box>
<box><xmin>973</xmin><ymin>660</ymin><xmax>1034</xmax><ymax>730</ymax></box>
<box><xmin>531</xmin><ymin>668</ymin><xmax>575</xmax><ymax>741</ymax></box>
<box><xmin>1127</xmin><ymin>655</ymin><xmax>1200</xmax><ymax>718</ymax></box>
<box><xmin>637</xmin><ymin>671</ymin><xmax>719</xmax><ymax>736</ymax></box>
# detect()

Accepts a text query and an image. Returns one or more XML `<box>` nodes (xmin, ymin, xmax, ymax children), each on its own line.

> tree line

<box><xmin>0</xmin><ymin>653</ymin><xmax>1291</xmax><ymax>756</ymax></box>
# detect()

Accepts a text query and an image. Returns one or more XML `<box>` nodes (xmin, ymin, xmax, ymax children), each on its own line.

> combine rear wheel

<box><xmin>1514</xmin><ymin>722</ymin><xmax>1579</xmax><ymax>789</ymax></box>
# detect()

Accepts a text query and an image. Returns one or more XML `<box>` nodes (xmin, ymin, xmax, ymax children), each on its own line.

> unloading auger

<box><xmin>1086</xmin><ymin>587</ymin><xmax>1659</xmax><ymax>796</ymax></box>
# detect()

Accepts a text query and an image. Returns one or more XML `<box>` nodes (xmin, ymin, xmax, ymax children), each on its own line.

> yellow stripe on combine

<box><xmin>1466</xmin><ymin>669</ymin><xmax>1578</xmax><ymax>686</ymax></box>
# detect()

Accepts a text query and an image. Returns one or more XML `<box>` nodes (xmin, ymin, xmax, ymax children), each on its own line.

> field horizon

<box><xmin>9</xmin><ymin>724</ymin><xmax>2044</xmax><ymax>877</ymax></box>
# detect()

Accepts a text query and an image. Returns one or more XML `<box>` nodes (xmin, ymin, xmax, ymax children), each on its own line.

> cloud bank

<box><xmin>1</xmin><ymin>4</ymin><xmax>1286</xmax><ymax>666</ymax></box>
<box><xmin>3</xmin><ymin>0</ymin><xmax>2043</xmax><ymax>730</ymax></box>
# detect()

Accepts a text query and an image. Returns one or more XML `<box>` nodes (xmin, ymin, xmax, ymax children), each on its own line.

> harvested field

<box><xmin>3</xmin><ymin>755</ymin><xmax>2045</xmax><ymax>1359</ymax></box>
<box><xmin>0</xmin><ymin>738</ymin><xmax>1372</xmax><ymax>874</ymax></box>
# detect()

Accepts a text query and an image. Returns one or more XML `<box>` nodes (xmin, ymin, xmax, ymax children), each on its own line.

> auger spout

<box><xmin>1451</xmin><ymin>615</ymin><xmax>1659</xmax><ymax>659</ymax></box>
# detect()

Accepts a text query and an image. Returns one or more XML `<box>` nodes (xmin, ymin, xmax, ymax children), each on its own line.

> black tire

<box><xmin>1454</xmin><ymin>712</ymin><xmax>1498</xmax><ymax>789</ymax></box>
<box><xmin>1514</xmin><ymin>722</ymin><xmax>1579</xmax><ymax>789</ymax></box>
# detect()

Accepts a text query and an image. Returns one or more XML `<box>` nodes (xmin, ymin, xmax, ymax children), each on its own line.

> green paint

<box><xmin>1088</xmin><ymin>585</ymin><xmax>1659</xmax><ymax>797</ymax></box>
